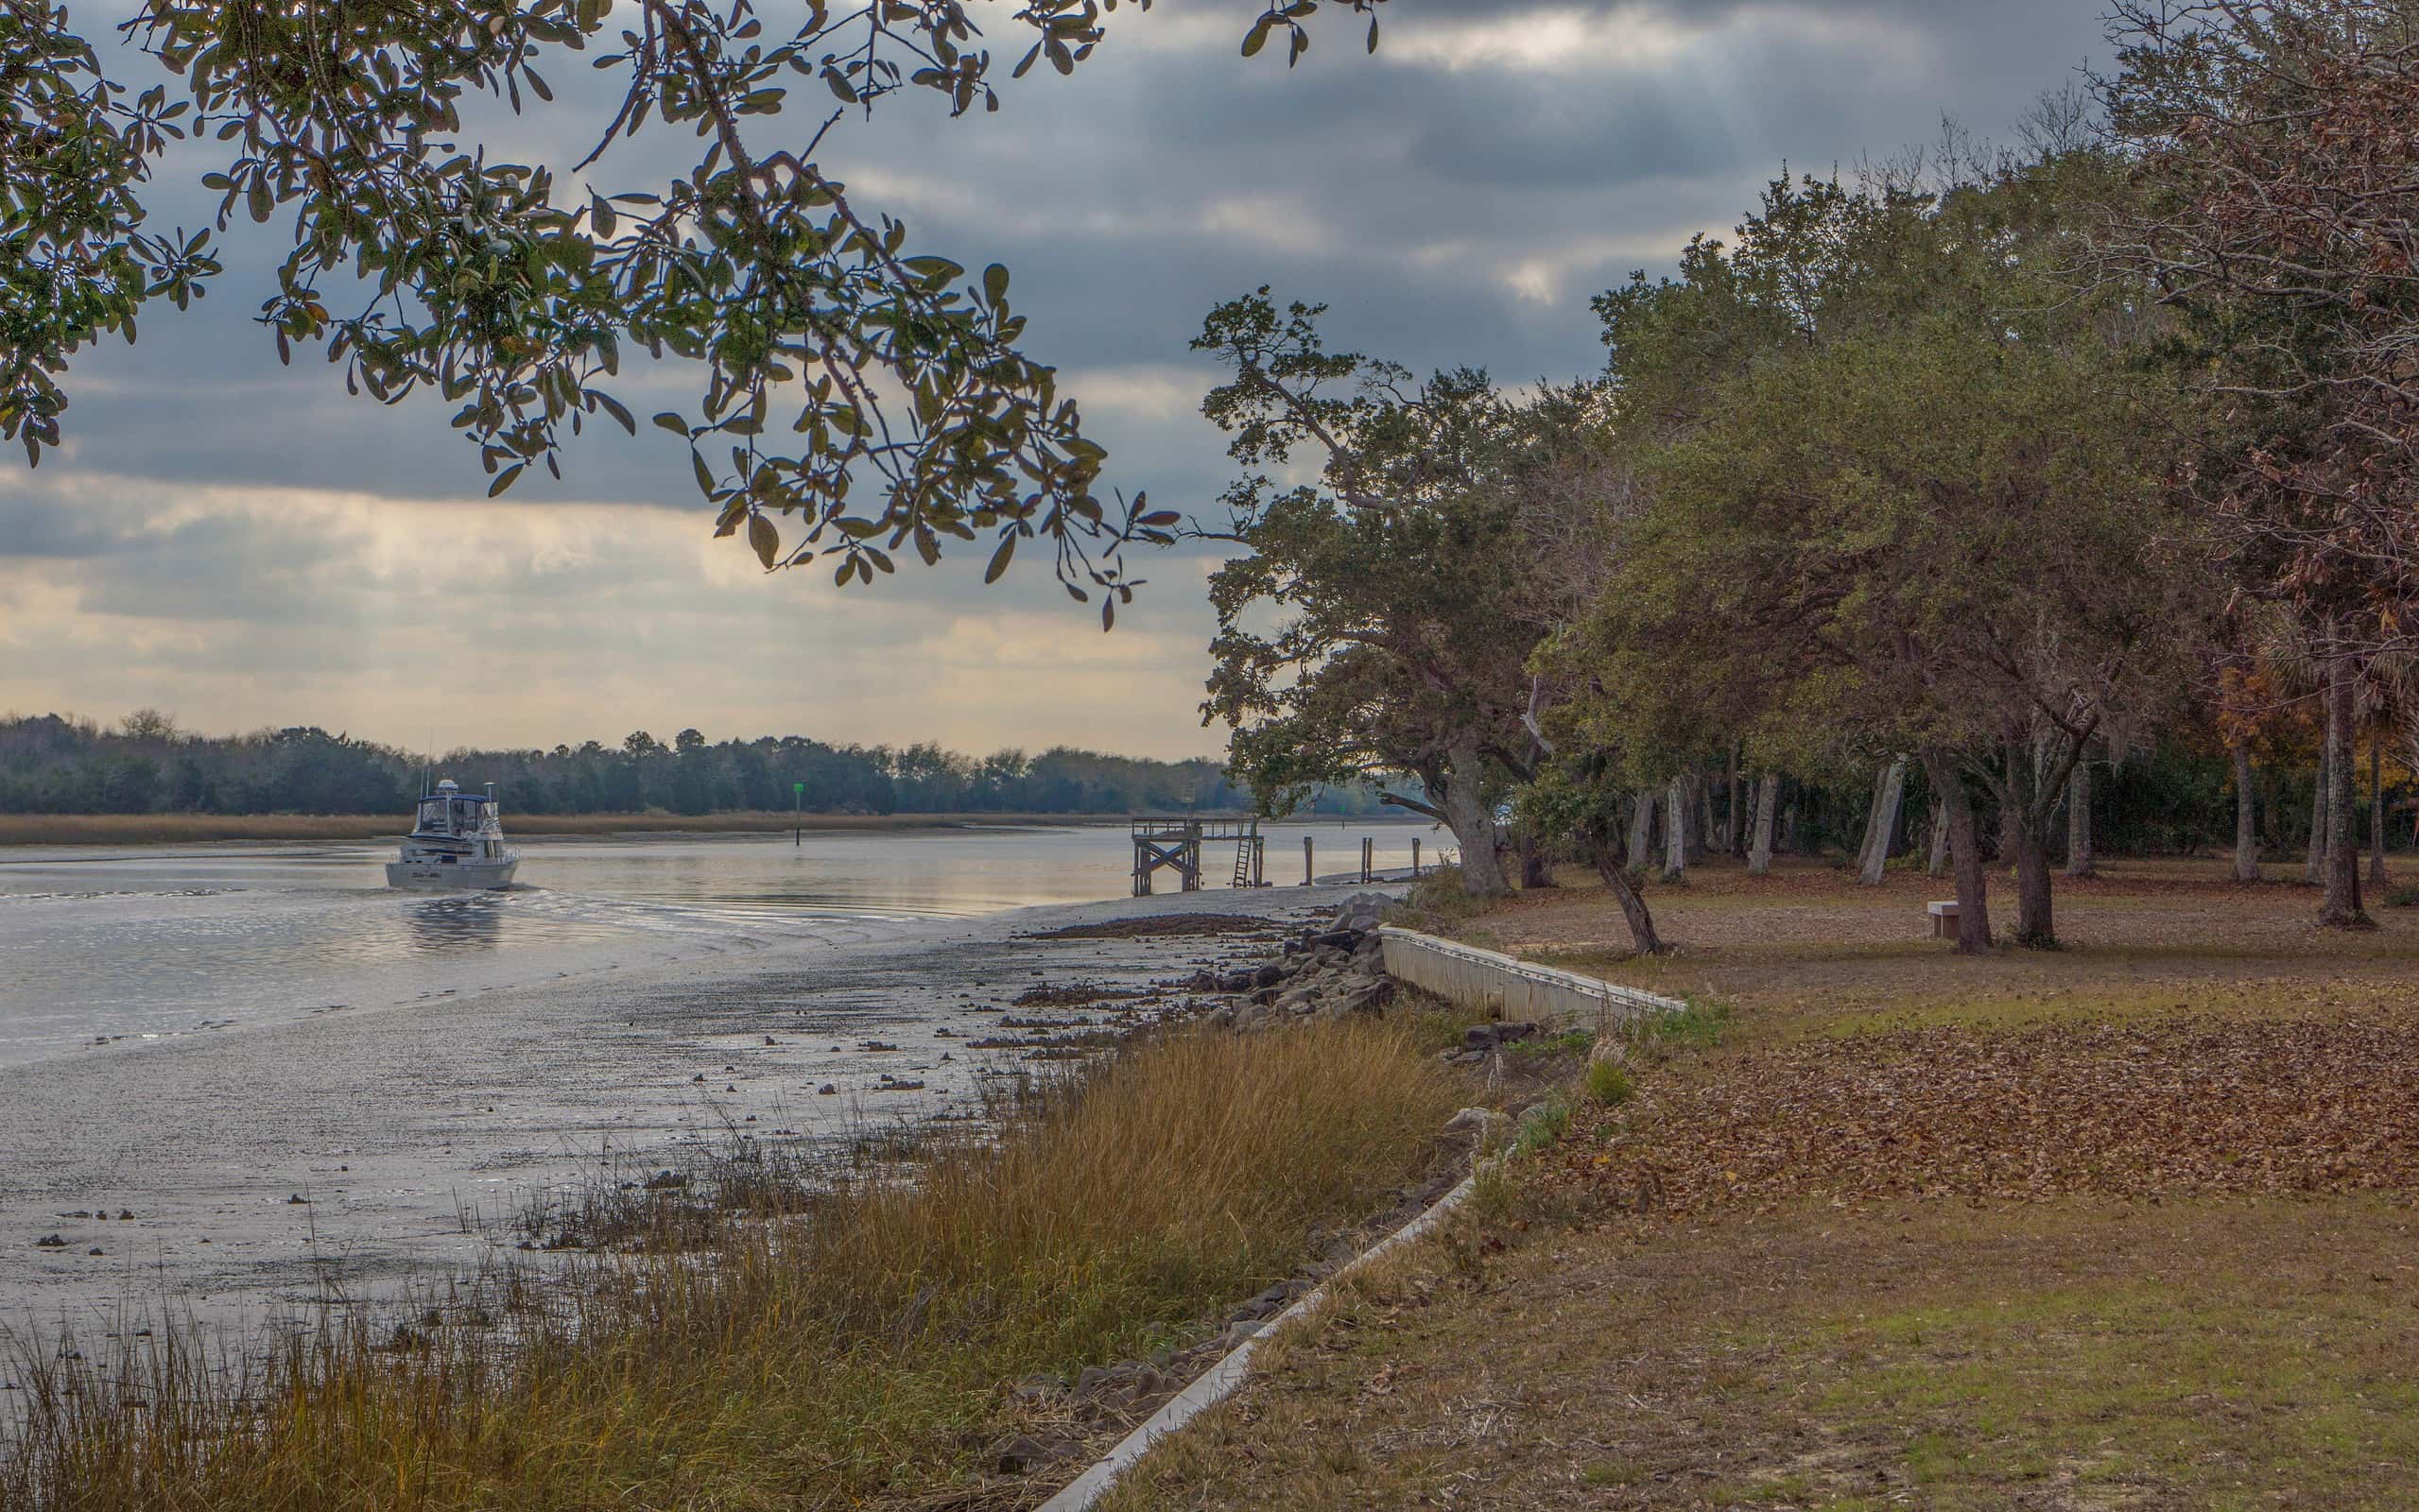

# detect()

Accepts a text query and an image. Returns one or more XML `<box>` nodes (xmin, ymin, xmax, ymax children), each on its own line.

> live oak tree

<box><xmin>1502</xmin><ymin>383</ymin><xmax>1671</xmax><ymax>953</ymax></box>
<box><xmin>0</xmin><ymin>0</ymin><xmax>1387</xmax><ymax>605</ymax></box>
<box><xmin>1581</xmin><ymin>173</ymin><xmax>1921</xmax><ymax>875</ymax></box>
<box><xmin>1579</xmin><ymin>160</ymin><xmax>2208</xmax><ymax>952</ymax></box>
<box><xmin>1194</xmin><ymin>291</ymin><xmax>1544</xmax><ymax>898</ymax></box>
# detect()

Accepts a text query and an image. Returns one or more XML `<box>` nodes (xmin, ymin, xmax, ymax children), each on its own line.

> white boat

<box><xmin>386</xmin><ymin>780</ymin><xmax>521</xmax><ymax>889</ymax></box>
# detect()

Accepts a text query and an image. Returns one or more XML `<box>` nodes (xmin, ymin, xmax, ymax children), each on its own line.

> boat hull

<box><xmin>386</xmin><ymin>857</ymin><xmax>519</xmax><ymax>890</ymax></box>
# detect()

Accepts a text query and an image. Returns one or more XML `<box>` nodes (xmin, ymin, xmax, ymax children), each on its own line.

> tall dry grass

<box><xmin>1</xmin><ymin>1018</ymin><xmax>1462</xmax><ymax>1511</ymax></box>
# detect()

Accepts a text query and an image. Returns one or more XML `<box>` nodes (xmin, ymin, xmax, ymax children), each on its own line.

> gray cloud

<box><xmin>6</xmin><ymin>0</ymin><xmax>2116</xmax><ymax>747</ymax></box>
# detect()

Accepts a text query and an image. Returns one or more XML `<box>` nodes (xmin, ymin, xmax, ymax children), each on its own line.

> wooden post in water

<box><xmin>1411</xmin><ymin>838</ymin><xmax>1422</xmax><ymax>878</ymax></box>
<box><xmin>1303</xmin><ymin>836</ymin><xmax>1314</xmax><ymax>885</ymax></box>
<box><xmin>1360</xmin><ymin>837</ymin><xmax>1373</xmax><ymax>882</ymax></box>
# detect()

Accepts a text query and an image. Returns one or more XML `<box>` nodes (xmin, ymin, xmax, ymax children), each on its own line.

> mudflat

<box><xmin>0</xmin><ymin>886</ymin><xmax>1318</xmax><ymax>1338</ymax></box>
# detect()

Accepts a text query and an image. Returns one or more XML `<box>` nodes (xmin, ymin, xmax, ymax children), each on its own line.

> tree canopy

<box><xmin>1</xmin><ymin>0</ymin><xmax>1392</xmax><ymax>609</ymax></box>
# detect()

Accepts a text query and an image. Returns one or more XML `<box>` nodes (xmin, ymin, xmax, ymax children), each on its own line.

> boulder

<box><xmin>1461</xmin><ymin>1021</ymin><xmax>1542</xmax><ymax>1051</ymax></box>
<box><xmin>1443</xmin><ymin>1107</ymin><xmax>1511</xmax><ymax>1142</ymax></box>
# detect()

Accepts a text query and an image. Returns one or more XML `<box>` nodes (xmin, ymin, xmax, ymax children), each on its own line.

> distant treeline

<box><xmin>0</xmin><ymin>713</ymin><xmax>1399</xmax><ymax>818</ymax></box>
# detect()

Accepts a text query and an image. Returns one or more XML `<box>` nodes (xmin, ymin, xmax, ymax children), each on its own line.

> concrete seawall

<box><xmin>1376</xmin><ymin>926</ymin><xmax>1685</xmax><ymax>1025</ymax></box>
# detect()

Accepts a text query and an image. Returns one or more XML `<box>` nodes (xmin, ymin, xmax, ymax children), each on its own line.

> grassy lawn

<box><xmin>1102</xmin><ymin>858</ymin><xmax>2419</xmax><ymax>1511</ymax></box>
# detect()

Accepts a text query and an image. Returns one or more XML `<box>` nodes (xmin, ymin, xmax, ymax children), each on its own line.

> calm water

<box><xmin>0</xmin><ymin>821</ymin><xmax>1436</xmax><ymax>1067</ymax></box>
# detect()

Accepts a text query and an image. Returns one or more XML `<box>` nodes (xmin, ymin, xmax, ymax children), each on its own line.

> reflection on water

<box><xmin>0</xmin><ymin>821</ymin><xmax>1441</xmax><ymax>1067</ymax></box>
<box><xmin>403</xmin><ymin>894</ymin><xmax>508</xmax><ymax>954</ymax></box>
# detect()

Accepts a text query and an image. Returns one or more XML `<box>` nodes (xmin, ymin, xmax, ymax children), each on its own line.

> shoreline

<box><xmin>0</xmin><ymin>812</ymin><xmax>1138</xmax><ymax>848</ymax></box>
<box><xmin>0</xmin><ymin>883</ymin><xmax>1395</xmax><ymax>1337</ymax></box>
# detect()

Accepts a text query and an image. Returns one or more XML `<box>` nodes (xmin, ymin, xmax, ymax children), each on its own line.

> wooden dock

<box><xmin>1132</xmin><ymin>816</ymin><xmax>1266</xmax><ymax>896</ymax></box>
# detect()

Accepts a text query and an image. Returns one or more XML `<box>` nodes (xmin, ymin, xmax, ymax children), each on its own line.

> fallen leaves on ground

<box><xmin>1555</xmin><ymin>1009</ymin><xmax>2419</xmax><ymax>1213</ymax></box>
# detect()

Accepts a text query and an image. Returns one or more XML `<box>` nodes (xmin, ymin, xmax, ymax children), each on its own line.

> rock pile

<box><xmin>1184</xmin><ymin>891</ymin><xmax>1399</xmax><ymax>1029</ymax></box>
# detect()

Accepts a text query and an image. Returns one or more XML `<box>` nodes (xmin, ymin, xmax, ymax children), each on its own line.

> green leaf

<box><xmin>488</xmin><ymin>463</ymin><xmax>525</xmax><ymax>496</ymax></box>
<box><xmin>984</xmin><ymin>533</ymin><xmax>1016</xmax><ymax>584</ymax></box>
<box><xmin>692</xmin><ymin>450</ymin><xmax>717</xmax><ymax>497</ymax></box>
<box><xmin>983</xmin><ymin>263</ymin><xmax>1010</xmax><ymax>305</ymax></box>
<box><xmin>748</xmin><ymin>512</ymin><xmax>780</xmax><ymax>570</ymax></box>
<box><xmin>1241</xmin><ymin>17</ymin><xmax>1271</xmax><ymax>57</ymax></box>
<box><xmin>651</xmin><ymin>411</ymin><xmax>688</xmax><ymax>436</ymax></box>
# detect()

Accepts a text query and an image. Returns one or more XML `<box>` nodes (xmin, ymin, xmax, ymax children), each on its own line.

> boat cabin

<box><xmin>411</xmin><ymin>780</ymin><xmax>499</xmax><ymax>839</ymax></box>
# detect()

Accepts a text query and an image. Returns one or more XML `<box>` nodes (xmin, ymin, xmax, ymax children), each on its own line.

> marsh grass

<box><xmin>0</xmin><ymin>1019</ymin><xmax>1462</xmax><ymax>1511</ymax></box>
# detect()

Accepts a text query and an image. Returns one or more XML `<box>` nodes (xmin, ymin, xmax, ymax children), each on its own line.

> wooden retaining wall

<box><xmin>1376</xmin><ymin>926</ymin><xmax>1684</xmax><ymax>1025</ymax></box>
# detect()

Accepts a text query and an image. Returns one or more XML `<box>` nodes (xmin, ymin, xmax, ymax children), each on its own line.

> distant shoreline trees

<box><xmin>0</xmin><ymin>713</ymin><xmax>1400</xmax><ymax>819</ymax></box>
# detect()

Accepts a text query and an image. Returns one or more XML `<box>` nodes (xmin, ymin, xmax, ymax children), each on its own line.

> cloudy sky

<box><xmin>2</xmin><ymin>0</ymin><xmax>2113</xmax><ymax>760</ymax></box>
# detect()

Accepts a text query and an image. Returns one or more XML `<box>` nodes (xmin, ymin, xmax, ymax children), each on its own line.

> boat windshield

<box><xmin>415</xmin><ymin>797</ymin><xmax>487</xmax><ymax>833</ymax></box>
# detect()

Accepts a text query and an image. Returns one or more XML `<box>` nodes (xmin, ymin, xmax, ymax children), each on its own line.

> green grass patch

<box><xmin>1512</xmin><ymin>1092</ymin><xmax>1572</xmax><ymax>1158</ymax></box>
<box><xmin>1583</xmin><ymin>1057</ymin><xmax>1634</xmax><ymax>1107</ymax></box>
<box><xmin>1790</xmin><ymin>1276</ymin><xmax>2419</xmax><ymax>1509</ymax></box>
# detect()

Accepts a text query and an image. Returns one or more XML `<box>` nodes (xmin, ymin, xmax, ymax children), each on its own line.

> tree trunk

<box><xmin>2230</xmin><ymin>743</ymin><xmax>2260</xmax><ymax>883</ymax></box>
<box><xmin>1748</xmin><ymin>774</ymin><xmax>1778</xmax><ymax>877</ymax></box>
<box><xmin>2320</xmin><ymin>648</ymin><xmax>2370</xmax><ymax>927</ymax></box>
<box><xmin>2065</xmin><ymin>759</ymin><xmax>2095</xmax><ymax>878</ymax></box>
<box><xmin>2370</xmin><ymin>738</ymin><xmax>2390</xmax><ymax>888</ymax></box>
<box><xmin>2001</xmin><ymin>731</ymin><xmax>2068</xmax><ymax>947</ymax></box>
<box><xmin>1854</xmin><ymin>763</ymin><xmax>1888</xmax><ymax>878</ymax></box>
<box><xmin>2305</xmin><ymin>751</ymin><xmax>2327</xmax><ymax>885</ymax></box>
<box><xmin>1922</xmin><ymin>748</ymin><xmax>1990</xmax><ymax>953</ymax></box>
<box><xmin>2012</xmin><ymin>826</ymin><xmax>2057</xmax><ymax>947</ymax></box>
<box><xmin>1858</xmin><ymin>757</ymin><xmax>1907</xmax><ymax>886</ymax></box>
<box><xmin>1927</xmin><ymin>799</ymin><xmax>1949</xmax><ymax>878</ymax></box>
<box><xmin>1690</xmin><ymin>773</ymin><xmax>1711</xmax><ymax>864</ymax></box>
<box><xmin>1439</xmin><ymin>747</ymin><xmax>1512</xmax><ymax>899</ymax></box>
<box><xmin>1662</xmin><ymin>773</ymin><xmax>1688</xmax><ymax>883</ymax></box>
<box><xmin>1584</xmin><ymin>823</ymin><xmax>1663</xmax><ymax>955</ymax></box>
<box><xmin>1520</xmin><ymin>833</ymin><xmax>1556</xmax><ymax>890</ymax></box>
<box><xmin>1628</xmin><ymin>791</ymin><xmax>1657</xmax><ymax>871</ymax></box>
<box><xmin>1997</xmin><ymin>742</ymin><xmax>2022</xmax><ymax>866</ymax></box>
<box><xmin>1727</xmin><ymin>746</ymin><xmax>1745</xmax><ymax>857</ymax></box>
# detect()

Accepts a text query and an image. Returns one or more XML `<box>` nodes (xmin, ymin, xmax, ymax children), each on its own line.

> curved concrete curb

<box><xmin>1036</xmin><ymin>1171</ymin><xmax>1479</xmax><ymax>1512</ymax></box>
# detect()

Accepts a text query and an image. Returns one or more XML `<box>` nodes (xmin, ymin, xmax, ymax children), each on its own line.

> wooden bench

<box><xmin>1927</xmin><ymin>900</ymin><xmax>1959</xmax><ymax>939</ymax></box>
